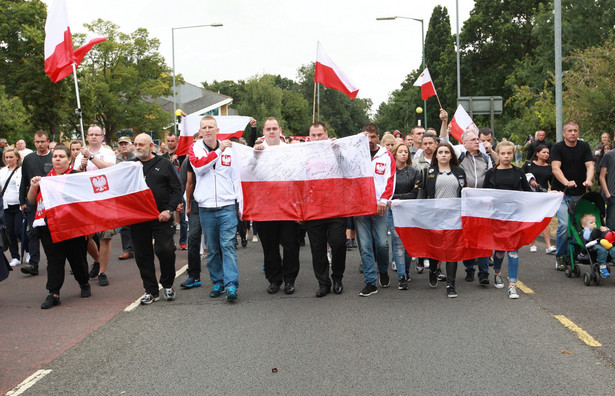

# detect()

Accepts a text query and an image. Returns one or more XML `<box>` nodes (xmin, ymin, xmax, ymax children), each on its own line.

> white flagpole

<box><xmin>72</xmin><ymin>63</ymin><xmax>86</xmax><ymax>145</ymax></box>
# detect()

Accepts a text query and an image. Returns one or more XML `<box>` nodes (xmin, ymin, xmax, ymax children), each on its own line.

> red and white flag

<box><xmin>462</xmin><ymin>189</ymin><xmax>563</xmax><ymax>251</ymax></box>
<box><xmin>448</xmin><ymin>104</ymin><xmax>478</xmax><ymax>142</ymax></box>
<box><xmin>232</xmin><ymin>134</ymin><xmax>376</xmax><ymax>221</ymax></box>
<box><xmin>315</xmin><ymin>42</ymin><xmax>359</xmax><ymax>99</ymax></box>
<box><xmin>177</xmin><ymin>115</ymin><xmax>251</xmax><ymax>156</ymax></box>
<box><xmin>391</xmin><ymin>198</ymin><xmax>492</xmax><ymax>262</ymax></box>
<box><xmin>37</xmin><ymin>162</ymin><xmax>160</xmax><ymax>242</ymax></box>
<box><xmin>44</xmin><ymin>0</ymin><xmax>106</xmax><ymax>83</ymax></box>
<box><xmin>413</xmin><ymin>67</ymin><xmax>437</xmax><ymax>101</ymax></box>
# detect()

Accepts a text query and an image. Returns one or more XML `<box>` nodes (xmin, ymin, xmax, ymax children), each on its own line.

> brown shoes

<box><xmin>118</xmin><ymin>252</ymin><xmax>134</xmax><ymax>260</ymax></box>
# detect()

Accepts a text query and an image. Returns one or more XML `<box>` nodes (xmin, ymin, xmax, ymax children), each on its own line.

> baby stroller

<box><xmin>565</xmin><ymin>191</ymin><xmax>607</xmax><ymax>286</ymax></box>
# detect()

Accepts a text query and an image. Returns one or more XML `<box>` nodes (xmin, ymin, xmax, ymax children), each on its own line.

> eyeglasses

<box><xmin>88</xmin><ymin>134</ymin><xmax>103</xmax><ymax>137</ymax></box>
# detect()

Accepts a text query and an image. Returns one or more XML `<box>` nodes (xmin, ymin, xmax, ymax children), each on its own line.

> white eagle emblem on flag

<box><xmin>90</xmin><ymin>175</ymin><xmax>109</xmax><ymax>193</ymax></box>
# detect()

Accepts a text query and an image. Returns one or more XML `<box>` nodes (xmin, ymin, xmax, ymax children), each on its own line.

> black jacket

<box><xmin>134</xmin><ymin>155</ymin><xmax>182</xmax><ymax>212</ymax></box>
<box><xmin>392</xmin><ymin>165</ymin><xmax>421</xmax><ymax>200</ymax></box>
<box><xmin>423</xmin><ymin>165</ymin><xmax>467</xmax><ymax>199</ymax></box>
<box><xmin>483</xmin><ymin>166</ymin><xmax>532</xmax><ymax>192</ymax></box>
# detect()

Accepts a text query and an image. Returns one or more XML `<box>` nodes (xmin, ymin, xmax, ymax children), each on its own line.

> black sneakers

<box><xmin>379</xmin><ymin>272</ymin><xmax>390</xmax><ymax>288</ymax></box>
<box><xmin>21</xmin><ymin>265</ymin><xmax>38</xmax><ymax>276</ymax></box>
<box><xmin>80</xmin><ymin>284</ymin><xmax>91</xmax><ymax>298</ymax></box>
<box><xmin>429</xmin><ymin>270</ymin><xmax>438</xmax><ymax>288</ymax></box>
<box><xmin>398</xmin><ymin>276</ymin><xmax>409</xmax><ymax>290</ymax></box>
<box><xmin>447</xmin><ymin>285</ymin><xmax>458</xmax><ymax>298</ymax></box>
<box><xmin>89</xmin><ymin>261</ymin><xmax>100</xmax><ymax>279</ymax></box>
<box><xmin>41</xmin><ymin>293</ymin><xmax>61</xmax><ymax>309</ymax></box>
<box><xmin>359</xmin><ymin>284</ymin><xmax>378</xmax><ymax>297</ymax></box>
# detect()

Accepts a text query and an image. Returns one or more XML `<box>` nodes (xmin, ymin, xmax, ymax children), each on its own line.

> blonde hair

<box><xmin>3</xmin><ymin>145</ymin><xmax>22</xmax><ymax>167</ymax></box>
<box><xmin>381</xmin><ymin>133</ymin><xmax>396</xmax><ymax>147</ymax></box>
<box><xmin>495</xmin><ymin>140</ymin><xmax>516</xmax><ymax>154</ymax></box>
<box><xmin>580</xmin><ymin>213</ymin><xmax>596</xmax><ymax>227</ymax></box>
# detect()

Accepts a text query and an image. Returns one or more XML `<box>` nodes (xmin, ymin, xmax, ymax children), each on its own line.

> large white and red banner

<box><xmin>44</xmin><ymin>0</ymin><xmax>105</xmax><ymax>83</ymax></box>
<box><xmin>37</xmin><ymin>162</ymin><xmax>160</xmax><ymax>242</ymax></box>
<box><xmin>315</xmin><ymin>41</ymin><xmax>359</xmax><ymax>99</ymax></box>
<box><xmin>391</xmin><ymin>190</ymin><xmax>563</xmax><ymax>260</ymax></box>
<box><xmin>232</xmin><ymin>134</ymin><xmax>376</xmax><ymax>221</ymax></box>
<box><xmin>461</xmin><ymin>189</ymin><xmax>563</xmax><ymax>251</ymax></box>
<box><xmin>391</xmin><ymin>198</ymin><xmax>492</xmax><ymax>262</ymax></box>
<box><xmin>177</xmin><ymin>115</ymin><xmax>251</xmax><ymax>156</ymax></box>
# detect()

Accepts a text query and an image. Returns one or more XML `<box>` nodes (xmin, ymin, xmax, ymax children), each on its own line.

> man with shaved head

<box><xmin>131</xmin><ymin>133</ymin><xmax>182</xmax><ymax>304</ymax></box>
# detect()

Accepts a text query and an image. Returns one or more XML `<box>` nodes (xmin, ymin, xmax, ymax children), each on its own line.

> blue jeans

<box><xmin>556</xmin><ymin>195</ymin><xmax>579</xmax><ymax>257</ymax></box>
<box><xmin>355</xmin><ymin>214</ymin><xmax>389</xmax><ymax>286</ymax></box>
<box><xmin>387</xmin><ymin>209</ymin><xmax>410</xmax><ymax>279</ymax></box>
<box><xmin>199</xmin><ymin>204</ymin><xmax>238</xmax><ymax>289</ymax></box>
<box><xmin>463</xmin><ymin>256</ymin><xmax>489</xmax><ymax>276</ymax></box>
<box><xmin>493</xmin><ymin>250</ymin><xmax>519</xmax><ymax>283</ymax></box>
<box><xmin>187</xmin><ymin>203</ymin><xmax>202</xmax><ymax>279</ymax></box>
<box><xmin>591</xmin><ymin>244</ymin><xmax>615</xmax><ymax>267</ymax></box>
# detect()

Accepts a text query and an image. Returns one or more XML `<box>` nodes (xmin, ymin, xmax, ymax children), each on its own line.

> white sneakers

<box><xmin>9</xmin><ymin>258</ymin><xmax>20</xmax><ymax>267</ymax></box>
<box><xmin>530</xmin><ymin>245</ymin><xmax>537</xmax><ymax>252</ymax></box>
<box><xmin>25</xmin><ymin>252</ymin><xmax>30</xmax><ymax>263</ymax></box>
<box><xmin>545</xmin><ymin>246</ymin><xmax>556</xmax><ymax>254</ymax></box>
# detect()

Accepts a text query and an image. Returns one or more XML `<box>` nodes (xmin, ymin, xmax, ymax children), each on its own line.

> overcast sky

<box><xmin>45</xmin><ymin>0</ymin><xmax>475</xmax><ymax>113</ymax></box>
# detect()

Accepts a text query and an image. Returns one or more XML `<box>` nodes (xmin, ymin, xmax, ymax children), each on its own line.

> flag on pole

<box><xmin>37</xmin><ymin>162</ymin><xmax>160</xmax><ymax>242</ymax></box>
<box><xmin>177</xmin><ymin>115</ymin><xmax>251</xmax><ymax>156</ymax></box>
<box><xmin>315</xmin><ymin>42</ymin><xmax>359</xmax><ymax>99</ymax></box>
<box><xmin>461</xmin><ymin>189</ymin><xmax>563</xmax><ymax>251</ymax></box>
<box><xmin>391</xmin><ymin>198</ymin><xmax>492</xmax><ymax>262</ymax></box>
<box><xmin>448</xmin><ymin>104</ymin><xmax>478</xmax><ymax>142</ymax></box>
<box><xmin>232</xmin><ymin>134</ymin><xmax>376</xmax><ymax>221</ymax></box>
<box><xmin>413</xmin><ymin>67</ymin><xmax>437</xmax><ymax>100</ymax></box>
<box><xmin>44</xmin><ymin>0</ymin><xmax>106</xmax><ymax>83</ymax></box>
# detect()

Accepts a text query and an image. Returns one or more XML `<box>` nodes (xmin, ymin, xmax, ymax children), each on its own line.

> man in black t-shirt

<box><xmin>550</xmin><ymin>121</ymin><xmax>594</xmax><ymax>270</ymax></box>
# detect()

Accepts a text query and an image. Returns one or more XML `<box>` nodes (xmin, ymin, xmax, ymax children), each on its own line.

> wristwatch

<box><xmin>89</xmin><ymin>154</ymin><xmax>95</xmax><ymax>160</ymax></box>
<box><xmin>167</xmin><ymin>210</ymin><xmax>174</xmax><ymax>216</ymax></box>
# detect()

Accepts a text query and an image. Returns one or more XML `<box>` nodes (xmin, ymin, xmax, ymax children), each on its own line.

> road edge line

<box><xmin>6</xmin><ymin>369</ymin><xmax>52</xmax><ymax>396</ymax></box>
<box><xmin>123</xmin><ymin>264</ymin><xmax>188</xmax><ymax>312</ymax></box>
<box><xmin>553</xmin><ymin>314</ymin><xmax>602</xmax><ymax>347</ymax></box>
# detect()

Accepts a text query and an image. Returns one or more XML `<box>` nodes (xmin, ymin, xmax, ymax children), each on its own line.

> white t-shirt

<box><xmin>18</xmin><ymin>148</ymin><xmax>33</xmax><ymax>159</ymax></box>
<box><xmin>74</xmin><ymin>145</ymin><xmax>117</xmax><ymax>171</ymax></box>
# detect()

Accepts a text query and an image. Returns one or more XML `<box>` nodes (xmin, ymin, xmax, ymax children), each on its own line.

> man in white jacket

<box><xmin>356</xmin><ymin>123</ymin><xmax>396</xmax><ymax>297</ymax></box>
<box><xmin>189</xmin><ymin>116</ymin><xmax>241</xmax><ymax>301</ymax></box>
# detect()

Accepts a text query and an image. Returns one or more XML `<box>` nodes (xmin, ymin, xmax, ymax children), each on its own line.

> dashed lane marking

<box><xmin>6</xmin><ymin>369</ymin><xmax>52</xmax><ymax>395</ymax></box>
<box><xmin>554</xmin><ymin>314</ymin><xmax>602</xmax><ymax>347</ymax></box>
<box><xmin>124</xmin><ymin>264</ymin><xmax>188</xmax><ymax>312</ymax></box>
<box><xmin>516</xmin><ymin>280</ymin><xmax>534</xmax><ymax>294</ymax></box>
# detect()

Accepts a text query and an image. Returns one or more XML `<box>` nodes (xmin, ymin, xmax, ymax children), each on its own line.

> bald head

<box><xmin>134</xmin><ymin>133</ymin><xmax>154</xmax><ymax>160</ymax></box>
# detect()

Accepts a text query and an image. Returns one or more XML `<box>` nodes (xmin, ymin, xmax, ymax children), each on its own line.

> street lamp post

<box><xmin>171</xmin><ymin>23</ymin><xmax>223</xmax><ymax>134</ymax></box>
<box><xmin>377</xmin><ymin>16</ymin><xmax>426</xmax><ymax>128</ymax></box>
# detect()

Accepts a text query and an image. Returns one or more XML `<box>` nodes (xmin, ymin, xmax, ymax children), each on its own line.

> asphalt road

<box><xmin>3</xmin><ymin>231</ymin><xmax>615</xmax><ymax>395</ymax></box>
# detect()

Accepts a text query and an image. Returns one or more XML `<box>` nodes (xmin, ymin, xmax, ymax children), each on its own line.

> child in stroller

<box><xmin>581</xmin><ymin>213</ymin><xmax>613</xmax><ymax>278</ymax></box>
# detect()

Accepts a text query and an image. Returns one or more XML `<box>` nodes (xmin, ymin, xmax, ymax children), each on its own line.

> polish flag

<box><xmin>461</xmin><ymin>189</ymin><xmax>563</xmax><ymax>251</ymax></box>
<box><xmin>391</xmin><ymin>198</ymin><xmax>492</xmax><ymax>262</ymax></box>
<box><xmin>232</xmin><ymin>134</ymin><xmax>376</xmax><ymax>221</ymax></box>
<box><xmin>448</xmin><ymin>104</ymin><xmax>478</xmax><ymax>142</ymax></box>
<box><xmin>177</xmin><ymin>115</ymin><xmax>251</xmax><ymax>156</ymax></box>
<box><xmin>315</xmin><ymin>42</ymin><xmax>359</xmax><ymax>99</ymax></box>
<box><xmin>44</xmin><ymin>0</ymin><xmax>106</xmax><ymax>83</ymax></box>
<box><xmin>37</xmin><ymin>162</ymin><xmax>160</xmax><ymax>243</ymax></box>
<box><xmin>413</xmin><ymin>67</ymin><xmax>437</xmax><ymax>101</ymax></box>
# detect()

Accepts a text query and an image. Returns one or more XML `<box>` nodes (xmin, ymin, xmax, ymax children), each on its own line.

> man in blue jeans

<box><xmin>551</xmin><ymin>121</ymin><xmax>594</xmax><ymax>270</ymax></box>
<box><xmin>189</xmin><ymin>116</ymin><xmax>241</xmax><ymax>301</ymax></box>
<box><xmin>356</xmin><ymin>123</ymin><xmax>395</xmax><ymax>297</ymax></box>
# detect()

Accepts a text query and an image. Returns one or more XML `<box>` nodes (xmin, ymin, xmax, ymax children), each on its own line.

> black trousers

<box><xmin>187</xmin><ymin>202</ymin><xmax>202</xmax><ymax>279</ymax></box>
<box><xmin>25</xmin><ymin>203</ymin><xmax>41</xmax><ymax>267</ymax></box>
<box><xmin>257</xmin><ymin>220</ymin><xmax>300</xmax><ymax>284</ymax></box>
<box><xmin>39</xmin><ymin>228</ymin><xmax>88</xmax><ymax>294</ymax></box>
<box><xmin>306</xmin><ymin>217</ymin><xmax>346</xmax><ymax>288</ymax></box>
<box><xmin>131</xmin><ymin>219</ymin><xmax>176</xmax><ymax>295</ymax></box>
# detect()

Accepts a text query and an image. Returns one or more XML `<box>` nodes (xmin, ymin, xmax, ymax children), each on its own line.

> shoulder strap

<box><xmin>1</xmin><ymin>167</ymin><xmax>18</xmax><ymax>196</ymax></box>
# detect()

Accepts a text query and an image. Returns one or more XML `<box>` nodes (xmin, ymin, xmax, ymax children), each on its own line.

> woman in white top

<box><xmin>0</xmin><ymin>147</ymin><xmax>24</xmax><ymax>266</ymax></box>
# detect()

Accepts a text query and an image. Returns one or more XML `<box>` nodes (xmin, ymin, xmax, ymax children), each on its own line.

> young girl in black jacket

<box><xmin>424</xmin><ymin>142</ymin><xmax>467</xmax><ymax>298</ymax></box>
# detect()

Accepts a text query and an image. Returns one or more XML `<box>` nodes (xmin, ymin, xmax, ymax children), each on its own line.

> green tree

<box><xmin>236</xmin><ymin>75</ymin><xmax>284</xmax><ymax>130</ymax></box>
<box><xmin>563</xmin><ymin>39</ymin><xmax>615</xmax><ymax>143</ymax></box>
<box><xmin>0</xmin><ymin>86</ymin><xmax>33</xmax><ymax>143</ymax></box>
<box><xmin>77</xmin><ymin>20</ymin><xmax>173</xmax><ymax>142</ymax></box>
<box><xmin>0</xmin><ymin>0</ymin><xmax>71</xmax><ymax>135</ymax></box>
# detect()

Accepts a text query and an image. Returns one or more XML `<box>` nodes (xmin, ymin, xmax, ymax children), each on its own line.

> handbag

<box><xmin>0</xmin><ymin>227</ymin><xmax>8</xmax><ymax>252</ymax></box>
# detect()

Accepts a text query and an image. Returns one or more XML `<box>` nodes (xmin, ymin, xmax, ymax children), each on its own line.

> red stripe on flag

<box><xmin>45</xmin><ymin>29</ymin><xmax>75</xmax><ymax>83</ymax></box>
<box><xmin>315</xmin><ymin>62</ymin><xmax>359</xmax><ymax>99</ymax></box>
<box><xmin>218</xmin><ymin>130</ymin><xmax>244</xmax><ymax>141</ymax></box>
<box><xmin>395</xmin><ymin>227</ymin><xmax>492</xmax><ymax>262</ymax></box>
<box><xmin>421</xmin><ymin>82</ymin><xmax>436</xmax><ymax>100</ymax></box>
<box><xmin>448</xmin><ymin>119</ymin><xmax>464</xmax><ymax>142</ymax></box>
<box><xmin>46</xmin><ymin>189</ymin><xmax>160</xmax><ymax>243</ymax></box>
<box><xmin>176</xmin><ymin>136</ymin><xmax>192</xmax><ymax>156</ymax></box>
<box><xmin>242</xmin><ymin>177</ymin><xmax>376</xmax><ymax>221</ymax></box>
<box><xmin>462</xmin><ymin>216</ymin><xmax>552</xmax><ymax>252</ymax></box>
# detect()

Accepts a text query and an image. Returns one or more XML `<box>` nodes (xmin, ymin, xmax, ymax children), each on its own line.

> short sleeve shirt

<box><xmin>550</xmin><ymin>140</ymin><xmax>592</xmax><ymax>196</ymax></box>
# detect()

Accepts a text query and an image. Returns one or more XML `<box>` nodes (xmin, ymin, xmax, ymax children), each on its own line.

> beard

<box><xmin>134</xmin><ymin>149</ymin><xmax>149</xmax><ymax>160</ymax></box>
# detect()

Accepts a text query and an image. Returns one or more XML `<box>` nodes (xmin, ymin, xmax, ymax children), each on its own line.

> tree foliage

<box><xmin>75</xmin><ymin>19</ymin><xmax>174</xmax><ymax>142</ymax></box>
<box><xmin>0</xmin><ymin>86</ymin><xmax>33</xmax><ymax>143</ymax></box>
